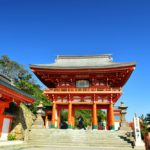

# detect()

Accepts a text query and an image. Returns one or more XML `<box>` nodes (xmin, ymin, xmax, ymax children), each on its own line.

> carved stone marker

<box><xmin>133</xmin><ymin>113</ymin><xmax>144</xmax><ymax>147</ymax></box>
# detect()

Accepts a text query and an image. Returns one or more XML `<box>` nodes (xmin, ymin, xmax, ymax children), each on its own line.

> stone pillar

<box><xmin>109</xmin><ymin>101</ymin><xmax>115</xmax><ymax>130</ymax></box>
<box><xmin>51</xmin><ymin>102</ymin><xmax>56</xmax><ymax>128</ymax></box>
<box><xmin>93</xmin><ymin>102</ymin><xmax>98</xmax><ymax>129</ymax></box>
<box><xmin>68</xmin><ymin>101</ymin><xmax>72</xmax><ymax>129</ymax></box>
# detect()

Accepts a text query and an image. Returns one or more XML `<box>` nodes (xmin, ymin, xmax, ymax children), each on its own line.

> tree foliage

<box><xmin>145</xmin><ymin>113</ymin><xmax>150</xmax><ymax>126</ymax></box>
<box><xmin>0</xmin><ymin>55</ymin><xmax>27</xmax><ymax>80</ymax></box>
<box><xmin>140</xmin><ymin>113</ymin><xmax>150</xmax><ymax>139</ymax></box>
<box><xmin>0</xmin><ymin>55</ymin><xmax>50</xmax><ymax>113</ymax></box>
<box><xmin>75</xmin><ymin>109</ymin><xmax>106</xmax><ymax>127</ymax></box>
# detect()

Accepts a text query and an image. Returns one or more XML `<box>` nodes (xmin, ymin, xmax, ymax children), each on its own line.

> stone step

<box><xmin>27</xmin><ymin>143</ymin><xmax>131</xmax><ymax>148</ymax></box>
<box><xmin>28</xmin><ymin>138</ymin><xmax>127</xmax><ymax>141</ymax></box>
<box><xmin>24</xmin><ymin>144</ymin><xmax>134</xmax><ymax>150</ymax></box>
<box><xmin>27</xmin><ymin>142</ymin><xmax>130</xmax><ymax>146</ymax></box>
<box><xmin>29</xmin><ymin>135</ymin><xmax>120</xmax><ymax>138</ymax></box>
<box><xmin>28</xmin><ymin>138</ymin><xmax>124</xmax><ymax>141</ymax></box>
<box><xmin>30</xmin><ymin>135</ymin><xmax>118</xmax><ymax>138</ymax></box>
<box><xmin>27</xmin><ymin>129</ymin><xmax>132</xmax><ymax>148</ymax></box>
<box><xmin>28</xmin><ymin>137</ymin><xmax>125</xmax><ymax>141</ymax></box>
<box><xmin>27</xmin><ymin>140</ymin><xmax>131</xmax><ymax>145</ymax></box>
<box><xmin>29</xmin><ymin>131</ymin><xmax>125</xmax><ymax>136</ymax></box>
<box><xmin>28</xmin><ymin>135</ymin><xmax>125</xmax><ymax>140</ymax></box>
<box><xmin>29</xmin><ymin>135</ymin><xmax>121</xmax><ymax>139</ymax></box>
<box><xmin>28</xmin><ymin>136</ymin><xmax>125</xmax><ymax>140</ymax></box>
<box><xmin>29</xmin><ymin>132</ymin><xmax>120</xmax><ymax>134</ymax></box>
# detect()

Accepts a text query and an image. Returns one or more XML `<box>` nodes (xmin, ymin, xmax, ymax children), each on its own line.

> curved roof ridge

<box><xmin>57</xmin><ymin>54</ymin><xmax>112</xmax><ymax>59</ymax></box>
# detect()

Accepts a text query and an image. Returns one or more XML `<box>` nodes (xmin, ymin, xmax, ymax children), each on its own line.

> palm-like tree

<box><xmin>145</xmin><ymin>113</ymin><xmax>150</xmax><ymax>132</ymax></box>
<box><xmin>140</xmin><ymin>114</ymin><xmax>150</xmax><ymax>139</ymax></box>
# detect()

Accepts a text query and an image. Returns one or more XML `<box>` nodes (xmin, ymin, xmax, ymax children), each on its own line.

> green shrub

<box><xmin>7</xmin><ymin>134</ymin><xmax>16</xmax><ymax>141</ymax></box>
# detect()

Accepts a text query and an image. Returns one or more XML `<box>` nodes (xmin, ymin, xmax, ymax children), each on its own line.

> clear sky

<box><xmin>0</xmin><ymin>0</ymin><xmax>149</xmax><ymax>121</ymax></box>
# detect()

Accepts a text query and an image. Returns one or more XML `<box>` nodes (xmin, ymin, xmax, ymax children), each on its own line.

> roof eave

<box><xmin>30</xmin><ymin>62</ymin><xmax>136</xmax><ymax>70</ymax></box>
<box><xmin>0</xmin><ymin>80</ymin><xmax>36</xmax><ymax>103</ymax></box>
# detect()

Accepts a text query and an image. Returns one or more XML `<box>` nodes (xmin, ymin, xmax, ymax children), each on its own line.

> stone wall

<box><xmin>10</xmin><ymin>103</ymin><xmax>35</xmax><ymax>140</ymax></box>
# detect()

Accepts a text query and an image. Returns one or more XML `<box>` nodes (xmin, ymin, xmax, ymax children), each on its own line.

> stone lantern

<box><xmin>119</xmin><ymin>101</ymin><xmax>128</xmax><ymax>123</ymax></box>
<box><xmin>119</xmin><ymin>102</ymin><xmax>131</xmax><ymax>131</ymax></box>
<box><xmin>32</xmin><ymin>101</ymin><xmax>45</xmax><ymax>129</ymax></box>
<box><xmin>37</xmin><ymin>101</ymin><xmax>45</xmax><ymax>117</ymax></box>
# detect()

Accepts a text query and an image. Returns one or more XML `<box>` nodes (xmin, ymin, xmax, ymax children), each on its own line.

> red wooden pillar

<box><xmin>71</xmin><ymin>108</ymin><xmax>75</xmax><ymax>128</ymax></box>
<box><xmin>107</xmin><ymin>107</ymin><xmax>109</xmax><ymax>130</ymax></box>
<box><xmin>108</xmin><ymin>101</ymin><xmax>115</xmax><ymax>130</ymax></box>
<box><xmin>91</xmin><ymin>107</ymin><xmax>93</xmax><ymax>127</ymax></box>
<box><xmin>92</xmin><ymin>102</ymin><xmax>98</xmax><ymax>129</ymax></box>
<box><xmin>51</xmin><ymin>102</ymin><xmax>56</xmax><ymax>128</ymax></box>
<box><xmin>0</xmin><ymin>105</ymin><xmax>6</xmax><ymax>114</ymax></box>
<box><xmin>68</xmin><ymin>101</ymin><xmax>72</xmax><ymax>129</ymax></box>
<box><xmin>0</xmin><ymin>115</ymin><xmax>4</xmax><ymax>137</ymax></box>
<box><xmin>57</xmin><ymin>109</ymin><xmax>61</xmax><ymax>128</ymax></box>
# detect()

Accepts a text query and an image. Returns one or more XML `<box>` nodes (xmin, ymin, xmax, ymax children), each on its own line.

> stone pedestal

<box><xmin>119</xmin><ymin>114</ymin><xmax>131</xmax><ymax>131</ymax></box>
<box><xmin>119</xmin><ymin>122</ymin><xmax>131</xmax><ymax>131</ymax></box>
<box><xmin>32</xmin><ymin>113</ymin><xmax>44</xmax><ymax>129</ymax></box>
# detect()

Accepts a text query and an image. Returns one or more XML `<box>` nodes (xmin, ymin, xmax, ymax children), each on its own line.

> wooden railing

<box><xmin>44</xmin><ymin>87</ymin><xmax>122</xmax><ymax>93</ymax></box>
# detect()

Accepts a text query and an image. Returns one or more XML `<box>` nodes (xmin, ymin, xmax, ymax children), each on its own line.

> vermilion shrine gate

<box><xmin>30</xmin><ymin>55</ymin><xmax>136</xmax><ymax>130</ymax></box>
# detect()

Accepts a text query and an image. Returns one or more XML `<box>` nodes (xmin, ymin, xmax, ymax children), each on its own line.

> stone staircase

<box><xmin>26</xmin><ymin>129</ymin><xmax>134</xmax><ymax>149</ymax></box>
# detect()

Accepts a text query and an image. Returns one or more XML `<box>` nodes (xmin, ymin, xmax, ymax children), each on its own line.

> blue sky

<box><xmin>0</xmin><ymin>0</ymin><xmax>149</xmax><ymax>121</ymax></box>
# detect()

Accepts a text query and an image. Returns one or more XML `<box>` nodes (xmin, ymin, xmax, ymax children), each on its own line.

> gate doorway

<box><xmin>75</xmin><ymin>109</ymin><xmax>92</xmax><ymax>129</ymax></box>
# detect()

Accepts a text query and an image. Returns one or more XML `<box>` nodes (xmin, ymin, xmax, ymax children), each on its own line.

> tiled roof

<box><xmin>30</xmin><ymin>54</ymin><xmax>136</xmax><ymax>69</ymax></box>
<box><xmin>0</xmin><ymin>79</ymin><xmax>36</xmax><ymax>101</ymax></box>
